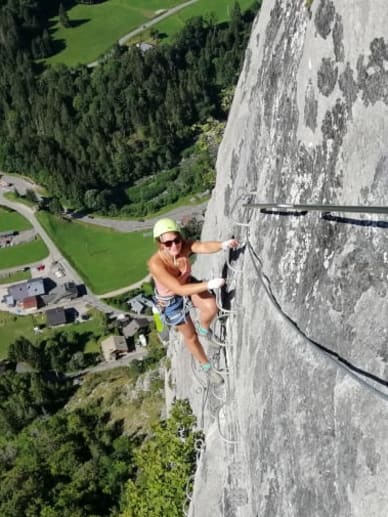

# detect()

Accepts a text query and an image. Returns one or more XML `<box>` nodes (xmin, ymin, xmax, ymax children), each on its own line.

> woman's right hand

<box><xmin>207</xmin><ymin>278</ymin><xmax>225</xmax><ymax>289</ymax></box>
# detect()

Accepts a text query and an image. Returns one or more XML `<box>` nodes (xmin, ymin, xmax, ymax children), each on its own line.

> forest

<box><xmin>0</xmin><ymin>0</ymin><xmax>260</xmax><ymax>214</ymax></box>
<box><xmin>0</xmin><ymin>325</ymin><xmax>201</xmax><ymax>516</ymax></box>
<box><xmin>0</xmin><ymin>1</ymin><xmax>261</xmax><ymax>514</ymax></box>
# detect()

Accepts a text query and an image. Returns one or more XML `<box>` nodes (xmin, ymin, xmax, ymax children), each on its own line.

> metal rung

<box><xmin>243</xmin><ymin>203</ymin><xmax>388</xmax><ymax>215</ymax></box>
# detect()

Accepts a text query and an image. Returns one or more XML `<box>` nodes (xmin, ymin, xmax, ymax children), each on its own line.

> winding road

<box><xmin>0</xmin><ymin>173</ymin><xmax>208</xmax><ymax>303</ymax></box>
<box><xmin>0</xmin><ymin>184</ymin><xmax>126</xmax><ymax>315</ymax></box>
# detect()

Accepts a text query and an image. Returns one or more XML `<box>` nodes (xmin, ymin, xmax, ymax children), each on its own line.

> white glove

<box><xmin>221</xmin><ymin>239</ymin><xmax>239</xmax><ymax>251</ymax></box>
<box><xmin>207</xmin><ymin>278</ymin><xmax>225</xmax><ymax>289</ymax></box>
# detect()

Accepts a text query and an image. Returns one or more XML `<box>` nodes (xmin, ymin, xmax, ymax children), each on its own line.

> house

<box><xmin>101</xmin><ymin>335</ymin><xmax>128</xmax><ymax>362</ymax></box>
<box><xmin>126</xmin><ymin>294</ymin><xmax>153</xmax><ymax>314</ymax></box>
<box><xmin>7</xmin><ymin>278</ymin><xmax>45</xmax><ymax>306</ymax></box>
<box><xmin>122</xmin><ymin>318</ymin><xmax>149</xmax><ymax>339</ymax></box>
<box><xmin>42</xmin><ymin>282</ymin><xmax>78</xmax><ymax>305</ymax></box>
<box><xmin>136</xmin><ymin>42</ymin><xmax>154</xmax><ymax>53</ymax></box>
<box><xmin>46</xmin><ymin>307</ymin><xmax>67</xmax><ymax>327</ymax></box>
<box><xmin>22</xmin><ymin>296</ymin><xmax>39</xmax><ymax>311</ymax></box>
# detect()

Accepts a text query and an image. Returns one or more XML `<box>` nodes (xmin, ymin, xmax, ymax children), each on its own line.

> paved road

<box><xmin>87</xmin><ymin>0</ymin><xmax>199</xmax><ymax>67</ymax></box>
<box><xmin>0</xmin><ymin>174</ymin><xmax>209</xmax><ymax>300</ymax></box>
<box><xmin>0</xmin><ymin>192</ymin><xmax>80</xmax><ymax>279</ymax></box>
<box><xmin>98</xmin><ymin>273</ymin><xmax>152</xmax><ymax>299</ymax></box>
<box><xmin>0</xmin><ymin>190</ymin><xmax>127</xmax><ymax>315</ymax></box>
<box><xmin>78</xmin><ymin>199</ymin><xmax>208</xmax><ymax>233</ymax></box>
<box><xmin>1</xmin><ymin>173</ymin><xmax>42</xmax><ymax>198</ymax></box>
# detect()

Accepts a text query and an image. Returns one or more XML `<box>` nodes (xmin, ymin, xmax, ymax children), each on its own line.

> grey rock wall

<box><xmin>169</xmin><ymin>1</ymin><xmax>388</xmax><ymax>516</ymax></box>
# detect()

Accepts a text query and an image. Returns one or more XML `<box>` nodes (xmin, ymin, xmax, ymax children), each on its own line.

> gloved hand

<box><xmin>207</xmin><ymin>278</ymin><xmax>225</xmax><ymax>289</ymax></box>
<box><xmin>221</xmin><ymin>239</ymin><xmax>239</xmax><ymax>250</ymax></box>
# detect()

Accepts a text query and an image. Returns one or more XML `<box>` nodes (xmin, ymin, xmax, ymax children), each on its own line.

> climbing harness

<box><xmin>153</xmin><ymin>291</ymin><xmax>192</xmax><ymax>327</ymax></box>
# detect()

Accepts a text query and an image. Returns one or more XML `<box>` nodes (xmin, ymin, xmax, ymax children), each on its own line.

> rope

<box><xmin>246</xmin><ymin>238</ymin><xmax>388</xmax><ymax>401</ymax></box>
<box><xmin>216</xmin><ymin>405</ymin><xmax>238</xmax><ymax>445</ymax></box>
<box><xmin>229</xmin><ymin>190</ymin><xmax>388</xmax><ymax>401</ymax></box>
<box><xmin>182</xmin><ymin>437</ymin><xmax>206</xmax><ymax>517</ymax></box>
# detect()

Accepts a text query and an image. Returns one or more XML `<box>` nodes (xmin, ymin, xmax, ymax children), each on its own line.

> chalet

<box><xmin>126</xmin><ymin>294</ymin><xmax>153</xmax><ymax>314</ymax></box>
<box><xmin>122</xmin><ymin>318</ymin><xmax>149</xmax><ymax>339</ymax></box>
<box><xmin>6</xmin><ymin>278</ymin><xmax>45</xmax><ymax>306</ymax></box>
<box><xmin>136</xmin><ymin>42</ymin><xmax>154</xmax><ymax>53</ymax></box>
<box><xmin>46</xmin><ymin>307</ymin><xmax>67</xmax><ymax>327</ymax></box>
<box><xmin>101</xmin><ymin>335</ymin><xmax>128</xmax><ymax>362</ymax></box>
<box><xmin>42</xmin><ymin>282</ymin><xmax>78</xmax><ymax>305</ymax></box>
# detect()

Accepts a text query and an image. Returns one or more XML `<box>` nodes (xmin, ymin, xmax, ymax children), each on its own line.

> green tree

<box><xmin>120</xmin><ymin>400</ymin><xmax>201</xmax><ymax>517</ymax></box>
<box><xmin>58</xmin><ymin>3</ymin><xmax>71</xmax><ymax>28</ymax></box>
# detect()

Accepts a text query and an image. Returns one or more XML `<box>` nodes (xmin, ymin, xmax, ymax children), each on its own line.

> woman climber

<box><xmin>148</xmin><ymin>217</ymin><xmax>239</xmax><ymax>385</ymax></box>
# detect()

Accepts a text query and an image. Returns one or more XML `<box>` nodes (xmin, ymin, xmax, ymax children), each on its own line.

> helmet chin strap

<box><xmin>159</xmin><ymin>249</ymin><xmax>178</xmax><ymax>265</ymax></box>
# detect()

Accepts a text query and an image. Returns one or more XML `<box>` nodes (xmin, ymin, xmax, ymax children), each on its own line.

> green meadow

<box><xmin>38</xmin><ymin>212</ymin><xmax>155</xmax><ymax>294</ymax></box>
<box><xmin>0</xmin><ymin>238</ymin><xmax>48</xmax><ymax>269</ymax></box>
<box><xmin>149</xmin><ymin>0</ymin><xmax>255</xmax><ymax>40</ymax></box>
<box><xmin>0</xmin><ymin>207</ymin><xmax>32</xmax><ymax>232</ymax></box>
<box><xmin>0</xmin><ymin>270</ymin><xmax>31</xmax><ymax>285</ymax></box>
<box><xmin>0</xmin><ymin>309</ymin><xmax>104</xmax><ymax>359</ymax></box>
<box><xmin>46</xmin><ymin>0</ymin><xmax>185</xmax><ymax>66</ymax></box>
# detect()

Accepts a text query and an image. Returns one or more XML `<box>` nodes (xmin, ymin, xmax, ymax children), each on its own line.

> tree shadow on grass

<box><xmin>50</xmin><ymin>38</ymin><xmax>66</xmax><ymax>55</ymax></box>
<box><xmin>70</xmin><ymin>18</ymin><xmax>91</xmax><ymax>29</ymax></box>
<box><xmin>46</xmin><ymin>18</ymin><xmax>91</xmax><ymax>58</ymax></box>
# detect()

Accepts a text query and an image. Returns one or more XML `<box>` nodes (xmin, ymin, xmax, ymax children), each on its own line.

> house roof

<box><xmin>101</xmin><ymin>335</ymin><xmax>127</xmax><ymax>351</ymax></box>
<box><xmin>122</xmin><ymin>318</ymin><xmax>149</xmax><ymax>338</ymax></box>
<box><xmin>8</xmin><ymin>278</ymin><xmax>45</xmax><ymax>301</ymax></box>
<box><xmin>22</xmin><ymin>296</ymin><xmax>38</xmax><ymax>309</ymax></box>
<box><xmin>127</xmin><ymin>294</ymin><xmax>153</xmax><ymax>310</ymax></box>
<box><xmin>42</xmin><ymin>282</ymin><xmax>78</xmax><ymax>304</ymax></box>
<box><xmin>136</xmin><ymin>42</ymin><xmax>154</xmax><ymax>52</ymax></box>
<box><xmin>128</xmin><ymin>301</ymin><xmax>144</xmax><ymax>313</ymax></box>
<box><xmin>46</xmin><ymin>307</ymin><xmax>67</xmax><ymax>326</ymax></box>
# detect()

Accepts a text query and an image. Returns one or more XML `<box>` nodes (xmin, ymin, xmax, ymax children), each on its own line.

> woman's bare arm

<box><xmin>149</xmin><ymin>257</ymin><xmax>209</xmax><ymax>296</ymax></box>
<box><xmin>190</xmin><ymin>239</ymin><xmax>239</xmax><ymax>254</ymax></box>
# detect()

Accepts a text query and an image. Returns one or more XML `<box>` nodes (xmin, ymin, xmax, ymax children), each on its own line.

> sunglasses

<box><xmin>161</xmin><ymin>237</ymin><xmax>182</xmax><ymax>248</ymax></box>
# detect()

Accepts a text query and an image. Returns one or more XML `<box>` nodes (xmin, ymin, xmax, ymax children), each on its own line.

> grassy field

<box><xmin>0</xmin><ymin>309</ymin><xmax>104</xmax><ymax>359</ymax></box>
<box><xmin>46</xmin><ymin>0</ymin><xmax>186</xmax><ymax>66</ymax></box>
<box><xmin>0</xmin><ymin>270</ymin><xmax>31</xmax><ymax>285</ymax></box>
<box><xmin>38</xmin><ymin>211</ymin><xmax>155</xmax><ymax>294</ymax></box>
<box><xmin>145</xmin><ymin>0</ymin><xmax>255</xmax><ymax>41</ymax></box>
<box><xmin>0</xmin><ymin>206</ymin><xmax>32</xmax><ymax>232</ymax></box>
<box><xmin>0</xmin><ymin>238</ymin><xmax>48</xmax><ymax>269</ymax></box>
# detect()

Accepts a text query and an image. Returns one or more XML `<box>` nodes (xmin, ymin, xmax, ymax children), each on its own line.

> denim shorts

<box><xmin>156</xmin><ymin>295</ymin><xmax>190</xmax><ymax>326</ymax></box>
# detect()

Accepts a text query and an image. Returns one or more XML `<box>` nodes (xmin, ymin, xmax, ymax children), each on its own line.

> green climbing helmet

<box><xmin>153</xmin><ymin>218</ymin><xmax>180</xmax><ymax>239</ymax></box>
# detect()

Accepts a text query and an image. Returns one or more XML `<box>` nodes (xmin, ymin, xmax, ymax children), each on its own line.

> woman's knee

<box><xmin>201</xmin><ymin>301</ymin><xmax>218</xmax><ymax>320</ymax></box>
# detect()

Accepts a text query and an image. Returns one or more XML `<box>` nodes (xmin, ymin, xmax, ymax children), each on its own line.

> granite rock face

<box><xmin>168</xmin><ymin>1</ymin><xmax>388</xmax><ymax>516</ymax></box>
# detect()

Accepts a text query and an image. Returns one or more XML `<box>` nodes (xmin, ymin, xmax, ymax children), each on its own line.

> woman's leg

<box><xmin>191</xmin><ymin>291</ymin><xmax>218</xmax><ymax>330</ymax></box>
<box><xmin>176</xmin><ymin>317</ymin><xmax>209</xmax><ymax>364</ymax></box>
